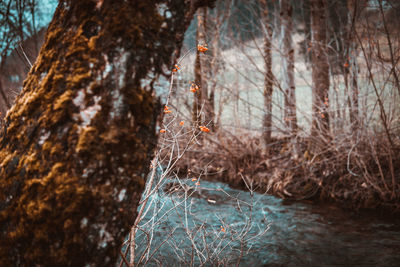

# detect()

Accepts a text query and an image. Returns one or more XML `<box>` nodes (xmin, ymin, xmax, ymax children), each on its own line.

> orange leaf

<box><xmin>191</xmin><ymin>178</ymin><xmax>197</xmax><ymax>181</ymax></box>
<box><xmin>179</xmin><ymin>121</ymin><xmax>185</xmax><ymax>126</ymax></box>
<box><xmin>220</xmin><ymin>226</ymin><xmax>225</xmax><ymax>233</ymax></box>
<box><xmin>195</xmin><ymin>181</ymin><xmax>200</xmax><ymax>186</ymax></box>
<box><xmin>172</xmin><ymin>64</ymin><xmax>180</xmax><ymax>73</ymax></box>
<box><xmin>197</xmin><ymin>44</ymin><xmax>208</xmax><ymax>53</ymax></box>
<box><xmin>199</xmin><ymin>126</ymin><xmax>210</xmax><ymax>133</ymax></box>
<box><xmin>164</xmin><ymin>106</ymin><xmax>172</xmax><ymax>113</ymax></box>
<box><xmin>160</xmin><ymin>129</ymin><xmax>166</xmax><ymax>133</ymax></box>
<box><xmin>190</xmin><ymin>82</ymin><xmax>199</xmax><ymax>93</ymax></box>
<box><xmin>343</xmin><ymin>62</ymin><xmax>349</xmax><ymax>68</ymax></box>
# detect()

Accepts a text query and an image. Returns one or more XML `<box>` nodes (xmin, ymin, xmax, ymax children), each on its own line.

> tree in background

<box><xmin>193</xmin><ymin>5</ymin><xmax>217</xmax><ymax>131</ymax></box>
<box><xmin>193</xmin><ymin>7</ymin><xmax>208</xmax><ymax>127</ymax></box>
<box><xmin>208</xmin><ymin>0</ymin><xmax>232</xmax><ymax>129</ymax></box>
<box><xmin>0</xmin><ymin>0</ymin><xmax>38</xmax><ymax>113</ymax></box>
<box><xmin>0</xmin><ymin>0</ymin><xmax>57</xmax><ymax>118</ymax></box>
<box><xmin>345</xmin><ymin>0</ymin><xmax>360</xmax><ymax>130</ymax></box>
<box><xmin>0</xmin><ymin>0</ymin><xmax>214</xmax><ymax>265</ymax></box>
<box><xmin>310</xmin><ymin>0</ymin><xmax>330</xmax><ymax>137</ymax></box>
<box><xmin>280</xmin><ymin>0</ymin><xmax>297</xmax><ymax>134</ymax></box>
<box><xmin>260</xmin><ymin>0</ymin><xmax>274</xmax><ymax>149</ymax></box>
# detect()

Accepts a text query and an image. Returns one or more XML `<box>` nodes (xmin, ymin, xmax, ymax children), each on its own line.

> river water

<box><xmin>131</xmin><ymin>179</ymin><xmax>400</xmax><ymax>266</ymax></box>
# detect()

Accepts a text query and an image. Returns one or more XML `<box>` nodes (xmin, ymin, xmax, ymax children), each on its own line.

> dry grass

<box><xmin>167</xmin><ymin>124</ymin><xmax>400</xmax><ymax>213</ymax></box>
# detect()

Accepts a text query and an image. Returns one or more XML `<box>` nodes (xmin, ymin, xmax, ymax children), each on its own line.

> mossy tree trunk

<box><xmin>0</xmin><ymin>0</ymin><xmax>214</xmax><ymax>266</ymax></box>
<box><xmin>310</xmin><ymin>0</ymin><xmax>330</xmax><ymax>137</ymax></box>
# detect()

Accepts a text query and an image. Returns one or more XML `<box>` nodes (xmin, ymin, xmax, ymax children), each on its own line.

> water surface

<box><xmin>131</xmin><ymin>179</ymin><xmax>400</xmax><ymax>266</ymax></box>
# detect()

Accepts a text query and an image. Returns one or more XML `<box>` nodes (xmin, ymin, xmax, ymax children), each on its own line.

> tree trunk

<box><xmin>208</xmin><ymin>0</ymin><xmax>231</xmax><ymax>131</ymax></box>
<box><xmin>260</xmin><ymin>0</ymin><xmax>274</xmax><ymax>149</ymax></box>
<box><xmin>311</xmin><ymin>0</ymin><xmax>330</xmax><ymax>136</ymax></box>
<box><xmin>346</xmin><ymin>0</ymin><xmax>359</xmax><ymax>130</ymax></box>
<box><xmin>193</xmin><ymin>7</ymin><xmax>211</xmax><ymax>129</ymax></box>
<box><xmin>0</xmin><ymin>79</ymin><xmax>11</xmax><ymax>115</ymax></box>
<box><xmin>280</xmin><ymin>0</ymin><xmax>297</xmax><ymax>134</ymax></box>
<box><xmin>193</xmin><ymin>11</ymin><xmax>203</xmax><ymax>127</ymax></box>
<box><xmin>302</xmin><ymin>0</ymin><xmax>312</xmax><ymax>64</ymax></box>
<box><xmin>0</xmin><ymin>0</ymin><xmax>214</xmax><ymax>266</ymax></box>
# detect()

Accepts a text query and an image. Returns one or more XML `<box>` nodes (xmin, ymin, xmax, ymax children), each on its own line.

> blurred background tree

<box><xmin>0</xmin><ymin>0</ymin><xmax>57</xmax><ymax>117</ymax></box>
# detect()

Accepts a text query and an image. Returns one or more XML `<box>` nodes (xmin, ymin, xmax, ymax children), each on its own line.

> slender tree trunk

<box><xmin>209</xmin><ymin>0</ymin><xmax>232</xmax><ymax>130</ymax></box>
<box><xmin>303</xmin><ymin>0</ymin><xmax>312</xmax><ymax>64</ymax></box>
<box><xmin>311</xmin><ymin>0</ymin><xmax>330</xmax><ymax>136</ymax></box>
<box><xmin>193</xmin><ymin>45</ymin><xmax>202</xmax><ymax>126</ymax></box>
<box><xmin>0</xmin><ymin>52</ymin><xmax>12</xmax><ymax>115</ymax></box>
<box><xmin>261</xmin><ymin>0</ymin><xmax>274</xmax><ymax>150</ymax></box>
<box><xmin>0</xmin><ymin>0</ymin><xmax>214</xmax><ymax>266</ymax></box>
<box><xmin>209</xmin><ymin>31</ymin><xmax>218</xmax><ymax>128</ymax></box>
<box><xmin>234</xmin><ymin>75</ymin><xmax>240</xmax><ymax>127</ymax></box>
<box><xmin>208</xmin><ymin>84</ymin><xmax>215</xmax><ymax>129</ymax></box>
<box><xmin>349</xmin><ymin>54</ymin><xmax>359</xmax><ymax>128</ymax></box>
<box><xmin>346</xmin><ymin>0</ymin><xmax>359</xmax><ymax>130</ymax></box>
<box><xmin>193</xmin><ymin>7</ymin><xmax>212</xmax><ymax>130</ymax></box>
<box><xmin>280</xmin><ymin>0</ymin><xmax>297</xmax><ymax>134</ymax></box>
<box><xmin>0</xmin><ymin>79</ymin><xmax>11</xmax><ymax>114</ymax></box>
<box><xmin>209</xmin><ymin>7</ymin><xmax>222</xmax><ymax>131</ymax></box>
<box><xmin>193</xmin><ymin>8</ymin><xmax>205</xmax><ymax>127</ymax></box>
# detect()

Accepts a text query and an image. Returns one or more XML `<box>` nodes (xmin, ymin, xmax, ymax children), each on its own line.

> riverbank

<box><xmin>170</xmin><ymin>129</ymin><xmax>400</xmax><ymax>215</ymax></box>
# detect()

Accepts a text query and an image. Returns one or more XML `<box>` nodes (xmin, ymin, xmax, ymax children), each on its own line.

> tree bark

<box><xmin>0</xmin><ymin>79</ymin><xmax>11</xmax><ymax>115</ymax></box>
<box><xmin>346</xmin><ymin>0</ymin><xmax>359</xmax><ymax>130</ymax></box>
<box><xmin>311</xmin><ymin>0</ymin><xmax>330</xmax><ymax>136</ymax></box>
<box><xmin>208</xmin><ymin>0</ymin><xmax>231</xmax><ymax>131</ymax></box>
<box><xmin>193</xmin><ymin>10</ymin><xmax>203</xmax><ymax>127</ymax></box>
<box><xmin>260</xmin><ymin>0</ymin><xmax>274</xmax><ymax>149</ymax></box>
<box><xmin>0</xmin><ymin>0</ymin><xmax>214</xmax><ymax>266</ymax></box>
<box><xmin>193</xmin><ymin>7</ymin><xmax>211</xmax><ymax>129</ymax></box>
<box><xmin>280</xmin><ymin>0</ymin><xmax>297</xmax><ymax>134</ymax></box>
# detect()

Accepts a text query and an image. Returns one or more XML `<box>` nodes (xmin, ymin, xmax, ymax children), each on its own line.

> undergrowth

<box><xmin>169</xmin><ymin>126</ymin><xmax>400</xmax><ymax>213</ymax></box>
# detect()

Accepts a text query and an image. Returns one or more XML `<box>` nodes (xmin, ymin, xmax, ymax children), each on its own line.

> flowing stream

<box><xmin>130</xmin><ymin>179</ymin><xmax>400</xmax><ymax>266</ymax></box>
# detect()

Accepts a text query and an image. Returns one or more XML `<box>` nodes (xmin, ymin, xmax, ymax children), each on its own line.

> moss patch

<box><xmin>0</xmin><ymin>0</ymin><xmax>215</xmax><ymax>266</ymax></box>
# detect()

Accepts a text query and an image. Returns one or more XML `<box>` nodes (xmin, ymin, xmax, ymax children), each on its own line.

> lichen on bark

<box><xmin>0</xmin><ymin>0</ymin><xmax>215</xmax><ymax>266</ymax></box>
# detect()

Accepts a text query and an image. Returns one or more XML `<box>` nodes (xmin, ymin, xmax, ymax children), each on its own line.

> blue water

<box><xmin>127</xmin><ymin>179</ymin><xmax>400</xmax><ymax>266</ymax></box>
